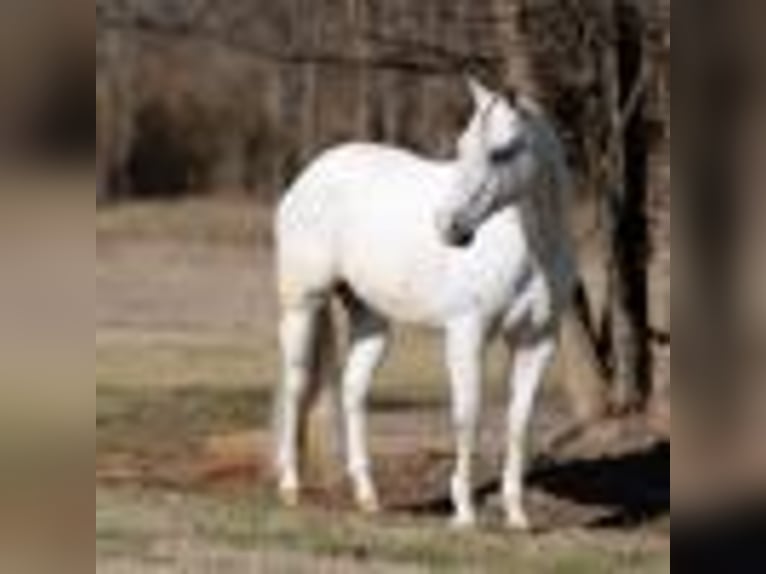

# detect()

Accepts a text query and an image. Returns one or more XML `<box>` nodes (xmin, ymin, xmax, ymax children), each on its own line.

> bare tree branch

<box><xmin>98</xmin><ymin>13</ymin><xmax>496</xmax><ymax>77</ymax></box>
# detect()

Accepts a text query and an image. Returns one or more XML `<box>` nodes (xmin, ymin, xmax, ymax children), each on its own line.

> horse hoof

<box><xmin>506</xmin><ymin>512</ymin><xmax>530</xmax><ymax>531</ymax></box>
<box><xmin>450</xmin><ymin>514</ymin><xmax>477</xmax><ymax>530</ymax></box>
<box><xmin>357</xmin><ymin>496</ymin><xmax>381</xmax><ymax>515</ymax></box>
<box><xmin>278</xmin><ymin>487</ymin><xmax>300</xmax><ymax>508</ymax></box>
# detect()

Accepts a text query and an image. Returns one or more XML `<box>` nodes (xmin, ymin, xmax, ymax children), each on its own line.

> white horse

<box><xmin>274</xmin><ymin>77</ymin><xmax>578</xmax><ymax>529</ymax></box>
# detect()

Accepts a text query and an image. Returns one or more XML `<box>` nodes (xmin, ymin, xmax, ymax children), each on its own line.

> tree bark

<box><xmin>601</xmin><ymin>0</ymin><xmax>650</xmax><ymax>411</ymax></box>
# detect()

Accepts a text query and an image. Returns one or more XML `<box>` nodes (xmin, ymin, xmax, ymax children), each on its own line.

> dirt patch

<box><xmin>97</xmin><ymin>430</ymin><xmax>269</xmax><ymax>490</ymax></box>
<box><xmin>97</xmin><ymin>414</ymin><xmax>669</xmax><ymax>534</ymax></box>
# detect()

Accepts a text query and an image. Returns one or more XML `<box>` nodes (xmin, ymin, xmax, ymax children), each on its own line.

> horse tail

<box><xmin>297</xmin><ymin>301</ymin><xmax>341</xmax><ymax>481</ymax></box>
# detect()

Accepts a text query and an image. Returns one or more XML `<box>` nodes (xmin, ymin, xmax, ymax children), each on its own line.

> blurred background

<box><xmin>94</xmin><ymin>0</ymin><xmax>672</xmax><ymax>427</ymax></box>
<box><xmin>0</xmin><ymin>0</ymin><xmax>761</xmax><ymax>570</ymax></box>
<box><xmin>0</xmin><ymin>0</ymin><xmax>91</xmax><ymax>161</ymax></box>
<box><xmin>93</xmin><ymin>2</ymin><xmax>679</xmax><ymax>572</ymax></box>
<box><xmin>0</xmin><ymin>1</ymin><xmax>91</xmax><ymax>572</ymax></box>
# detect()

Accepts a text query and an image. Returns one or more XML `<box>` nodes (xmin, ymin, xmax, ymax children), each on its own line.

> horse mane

<box><xmin>516</xmin><ymin>95</ymin><xmax>573</xmax><ymax>199</ymax></box>
<box><xmin>514</xmin><ymin>95</ymin><xmax>578</xmax><ymax>300</ymax></box>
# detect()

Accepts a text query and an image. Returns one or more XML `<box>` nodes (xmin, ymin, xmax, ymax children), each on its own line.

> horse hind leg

<box><xmin>275</xmin><ymin>222</ymin><xmax>339</xmax><ymax>505</ymax></box>
<box><xmin>339</xmin><ymin>289</ymin><xmax>390</xmax><ymax>514</ymax></box>
<box><xmin>275</xmin><ymin>297</ymin><xmax>329</xmax><ymax>507</ymax></box>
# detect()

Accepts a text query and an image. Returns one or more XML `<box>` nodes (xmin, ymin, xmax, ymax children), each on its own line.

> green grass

<box><xmin>96</xmin><ymin>366</ymin><xmax>668</xmax><ymax>573</ymax></box>
<box><xmin>97</xmin><ymin>385</ymin><xmax>273</xmax><ymax>458</ymax></box>
<box><xmin>96</xmin><ymin>326</ymin><xmax>513</xmax><ymax>403</ymax></box>
<box><xmin>97</xmin><ymin>485</ymin><xmax>669</xmax><ymax>573</ymax></box>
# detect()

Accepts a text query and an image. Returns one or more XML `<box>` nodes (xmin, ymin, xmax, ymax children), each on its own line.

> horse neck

<box><xmin>451</xmin><ymin>150</ymin><xmax>490</xmax><ymax>196</ymax></box>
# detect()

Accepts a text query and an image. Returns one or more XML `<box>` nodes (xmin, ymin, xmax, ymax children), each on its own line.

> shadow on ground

<box><xmin>530</xmin><ymin>440</ymin><xmax>670</xmax><ymax>528</ymax></box>
<box><xmin>400</xmin><ymin>438</ymin><xmax>670</xmax><ymax>532</ymax></box>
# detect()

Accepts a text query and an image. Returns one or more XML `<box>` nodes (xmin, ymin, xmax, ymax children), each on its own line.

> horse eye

<box><xmin>489</xmin><ymin>138</ymin><xmax>525</xmax><ymax>164</ymax></box>
<box><xmin>505</xmin><ymin>86</ymin><xmax>519</xmax><ymax>107</ymax></box>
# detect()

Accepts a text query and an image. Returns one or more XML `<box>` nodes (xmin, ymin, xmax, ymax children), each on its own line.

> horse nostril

<box><xmin>435</xmin><ymin>212</ymin><xmax>474</xmax><ymax>247</ymax></box>
<box><xmin>448</xmin><ymin>222</ymin><xmax>473</xmax><ymax>247</ymax></box>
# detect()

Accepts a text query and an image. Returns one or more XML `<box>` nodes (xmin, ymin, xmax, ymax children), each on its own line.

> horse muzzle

<box><xmin>436</xmin><ymin>214</ymin><xmax>475</xmax><ymax>248</ymax></box>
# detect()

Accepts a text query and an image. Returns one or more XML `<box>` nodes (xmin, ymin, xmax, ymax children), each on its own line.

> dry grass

<box><xmin>96</xmin><ymin>198</ymin><xmax>669</xmax><ymax>573</ymax></box>
<box><xmin>97</xmin><ymin>484</ymin><xmax>669</xmax><ymax>574</ymax></box>
<box><xmin>97</xmin><ymin>197</ymin><xmax>274</xmax><ymax>246</ymax></box>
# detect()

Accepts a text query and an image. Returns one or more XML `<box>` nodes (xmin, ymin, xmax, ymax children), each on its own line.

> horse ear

<box><xmin>516</xmin><ymin>93</ymin><xmax>543</xmax><ymax>117</ymax></box>
<box><xmin>466</xmin><ymin>75</ymin><xmax>494</xmax><ymax>110</ymax></box>
<box><xmin>504</xmin><ymin>85</ymin><xmax>519</xmax><ymax>107</ymax></box>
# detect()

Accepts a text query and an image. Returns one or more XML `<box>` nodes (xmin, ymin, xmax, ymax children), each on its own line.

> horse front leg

<box><xmin>445</xmin><ymin>316</ymin><xmax>485</xmax><ymax>528</ymax></box>
<box><xmin>502</xmin><ymin>331</ymin><xmax>556</xmax><ymax>530</ymax></box>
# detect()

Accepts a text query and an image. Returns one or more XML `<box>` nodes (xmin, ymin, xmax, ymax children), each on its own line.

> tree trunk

<box><xmin>493</xmin><ymin>0</ymin><xmax>609</xmax><ymax>421</ymax></box>
<box><xmin>601</xmin><ymin>0</ymin><xmax>650</xmax><ymax>411</ymax></box>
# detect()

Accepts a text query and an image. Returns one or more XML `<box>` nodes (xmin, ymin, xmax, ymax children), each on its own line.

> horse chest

<box><xmin>444</xmin><ymin>235</ymin><xmax>539</xmax><ymax>321</ymax></box>
<box><xmin>339</xmin><ymin>214</ymin><xmax>538</xmax><ymax>327</ymax></box>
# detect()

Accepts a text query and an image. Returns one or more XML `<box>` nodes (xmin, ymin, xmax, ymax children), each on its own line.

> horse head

<box><xmin>437</xmin><ymin>76</ymin><xmax>535</xmax><ymax>247</ymax></box>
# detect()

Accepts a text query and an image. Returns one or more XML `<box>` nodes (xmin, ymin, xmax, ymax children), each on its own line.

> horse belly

<box><xmin>340</xmin><ymin>228</ymin><xmax>452</xmax><ymax>326</ymax></box>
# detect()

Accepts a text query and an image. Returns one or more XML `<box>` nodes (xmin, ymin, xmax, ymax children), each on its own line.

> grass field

<box><xmin>96</xmin><ymin>198</ymin><xmax>670</xmax><ymax>573</ymax></box>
